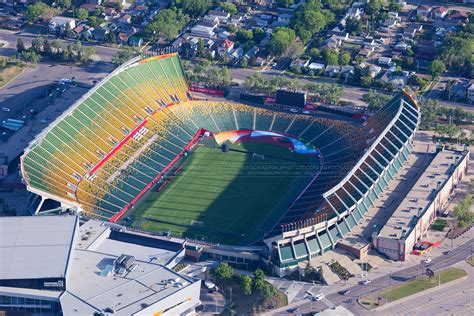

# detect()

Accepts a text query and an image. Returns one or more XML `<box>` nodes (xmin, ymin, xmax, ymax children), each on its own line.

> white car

<box><xmin>361</xmin><ymin>279</ymin><xmax>371</xmax><ymax>285</ymax></box>
<box><xmin>314</xmin><ymin>293</ymin><xmax>325</xmax><ymax>301</ymax></box>
<box><xmin>423</xmin><ymin>258</ymin><xmax>432</xmax><ymax>264</ymax></box>
<box><xmin>289</xmin><ymin>108</ymin><xmax>299</xmax><ymax>113</ymax></box>
<box><xmin>1</xmin><ymin>107</ymin><xmax>10</xmax><ymax>112</ymax></box>
<box><xmin>302</xmin><ymin>110</ymin><xmax>310</xmax><ymax>114</ymax></box>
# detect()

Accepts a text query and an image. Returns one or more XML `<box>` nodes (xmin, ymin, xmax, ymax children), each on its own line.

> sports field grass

<box><xmin>129</xmin><ymin>138</ymin><xmax>321</xmax><ymax>245</ymax></box>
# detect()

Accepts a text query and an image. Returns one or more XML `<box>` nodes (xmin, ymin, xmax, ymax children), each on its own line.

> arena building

<box><xmin>0</xmin><ymin>216</ymin><xmax>201</xmax><ymax>315</ymax></box>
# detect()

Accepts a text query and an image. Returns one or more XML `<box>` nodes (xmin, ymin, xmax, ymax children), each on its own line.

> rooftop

<box><xmin>64</xmin><ymin>220</ymin><xmax>194</xmax><ymax>315</ymax></box>
<box><xmin>0</xmin><ymin>216</ymin><xmax>78</xmax><ymax>280</ymax></box>
<box><xmin>378</xmin><ymin>150</ymin><xmax>464</xmax><ymax>239</ymax></box>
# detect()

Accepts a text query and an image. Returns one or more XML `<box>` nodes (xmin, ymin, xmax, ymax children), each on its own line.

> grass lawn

<box><xmin>379</xmin><ymin>267</ymin><xmax>467</xmax><ymax>302</ymax></box>
<box><xmin>467</xmin><ymin>256</ymin><xmax>474</xmax><ymax>267</ymax></box>
<box><xmin>129</xmin><ymin>139</ymin><xmax>320</xmax><ymax>244</ymax></box>
<box><xmin>0</xmin><ymin>61</ymin><xmax>24</xmax><ymax>89</ymax></box>
<box><xmin>430</xmin><ymin>218</ymin><xmax>447</xmax><ymax>231</ymax></box>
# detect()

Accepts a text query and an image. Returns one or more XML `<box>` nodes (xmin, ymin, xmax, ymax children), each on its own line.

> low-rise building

<box><xmin>0</xmin><ymin>216</ymin><xmax>201</xmax><ymax>315</ymax></box>
<box><xmin>48</xmin><ymin>16</ymin><xmax>76</xmax><ymax>33</ymax></box>
<box><xmin>373</xmin><ymin>149</ymin><xmax>469</xmax><ymax>261</ymax></box>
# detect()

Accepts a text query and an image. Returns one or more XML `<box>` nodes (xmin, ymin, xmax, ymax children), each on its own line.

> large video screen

<box><xmin>276</xmin><ymin>90</ymin><xmax>306</xmax><ymax>108</ymax></box>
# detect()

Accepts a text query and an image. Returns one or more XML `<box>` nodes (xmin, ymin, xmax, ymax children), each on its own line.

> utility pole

<box><xmin>389</xmin><ymin>270</ymin><xmax>392</xmax><ymax>286</ymax></box>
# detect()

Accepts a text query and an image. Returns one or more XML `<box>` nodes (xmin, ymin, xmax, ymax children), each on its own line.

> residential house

<box><xmin>230</xmin><ymin>47</ymin><xmax>244</xmax><ymax>60</ymax></box>
<box><xmin>80</xmin><ymin>4</ymin><xmax>102</xmax><ymax>13</ymax></box>
<box><xmin>416</xmin><ymin>5</ymin><xmax>432</xmax><ymax>18</ymax></box>
<box><xmin>447</xmin><ymin>10</ymin><xmax>470</xmax><ymax>23</ymax></box>
<box><xmin>128</xmin><ymin>36</ymin><xmax>143</xmax><ymax>46</ymax></box>
<box><xmin>231</xmin><ymin>14</ymin><xmax>244</xmax><ymax>23</ymax></box>
<box><xmin>105</xmin><ymin>7</ymin><xmax>117</xmax><ymax>18</ymax></box>
<box><xmin>290</xmin><ymin>58</ymin><xmax>310</xmax><ymax>69</ymax></box>
<box><xmin>277</xmin><ymin>13</ymin><xmax>293</xmax><ymax>25</ymax></box>
<box><xmin>48</xmin><ymin>17</ymin><xmax>76</xmax><ymax>33</ymax></box>
<box><xmin>217</xmin><ymin>39</ymin><xmax>235</xmax><ymax>56</ymax></box>
<box><xmin>133</xmin><ymin>5</ymin><xmax>148</xmax><ymax>16</ymax></box>
<box><xmin>388</xmin><ymin>11</ymin><xmax>399</xmax><ymax>19</ymax></box>
<box><xmin>118</xmin><ymin>32</ymin><xmax>129</xmax><ymax>44</ymax></box>
<box><xmin>103</xmin><ymin>0</ymin><xmax>126</xmax><ymax>5</ymax></box>
<box><xmin>433</xmin><ymin>6</ymin><xmax>449</xmax><ymax>19</ymax></box>
<box><xmin>325</xmin><ymin>65</ymin><xmax>340</xmax><ymax>77</ymax></box>
<box><xmin>366</xmin><ymin>64</ymin><xmax>382</xmax><ymax>77</ymax></box>
<box><xmin>203</xmin><ymin>15</ymin><xmax>220</xmax><ymax>25</ymax></box>
<box><xmin>378</xmin><ymin>57</ymin><xmax>393</xmax><ymax>66</ymax></box>
<box><xmin>382</xmin><ymin>19</ymin><xmax>398</xmax><ymax>29</ymax></box>
<box><xmin>118</xmin><ymin>14</ymin><xmax>132</xmax><ymax>24</ymax></box>
<box><xmin>341</xmin><ymin>65</ymin><xmax>355</xmax><ymax>75</ymax></box>
<box><xmin>358</xmin><ymin>45</ymin><xmax>375</xmax><ymax>58</ymax></box>
<box><xmin>208</xmin><ymin>10</ymin><xmax>230</xmax><ymax>22</ymax></box>
<box><xmin>450</xmin><ymin>80</ymin><xmax>469</xmax><ymax>100</ymax></box>
<box><xmin>190</xmin><ymin>23</ymin><xmax>216</xmax><ymax>38</ymax></box>
<box><xmin>92</xmin><ymin>26</ymin><xmax>109</xmax><ymax>41</ymax></box>
<box><xmin>308</xmin><ymin>62</ymin><xmax>325</xmax><ymax>71</ymax></box>
<box><xmin>323</xmin><ymin>34</ymin><xmax>344</xmax><ymax>50</ymax></box>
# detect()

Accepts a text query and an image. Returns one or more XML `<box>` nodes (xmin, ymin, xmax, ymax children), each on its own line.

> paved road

<box><xmin>0</xmin><ymin>27</ymin><xmax>120</xmax><ymax>62</ymax></box>
<box><xmin>267</xmin><ymin>238</ymin><xmax>474</xmax><ymax>315</ymax></box>
<box><xmin>381</xmin><ymin>267</ymin><xmax>473</xmax><ymax>315</ymax></box>
<box><xmin>230</xmin><ymin>68</ymin><xmax>474</xmax><ymax>112</ymax></box>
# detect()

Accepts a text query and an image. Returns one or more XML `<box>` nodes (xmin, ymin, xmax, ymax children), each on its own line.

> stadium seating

<box><xmin>21</xmin><ymin>53</ymin><xmax>419</xmax><ymax>259</ymax></box>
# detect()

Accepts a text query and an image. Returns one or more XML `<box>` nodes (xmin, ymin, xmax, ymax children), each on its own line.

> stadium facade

<box><xmin>20</xmin><ymin>54</ymin><xmax>420</xmax><ymax>276</ymax></box>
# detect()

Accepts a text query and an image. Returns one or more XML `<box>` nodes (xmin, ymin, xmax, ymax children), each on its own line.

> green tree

<box><xmin>277</xmin><ymin>0</ymin><xmax>295</xmax><ymax>8</ymax></box>
<box><xmin>43</xmin><ymin>38</ymin><xmax>53</xmax><ymax>56</ymax></box>
<box><xmin>362</xmin><ymin>90</ymin><xmax>390</xmax><ymax>112</ymax></box>
<box><xmin>75</xmin><ymin>8</ymin><xmax>89</xmax><ymax>21</ymax></box>
<box><xmin>428</xmin><ymin>60</ymin><xmax>446</xmax><ymax>79</ymax></box>
<box><xmin>106</xmin><ymin>31</ymin><xmax>117</xmax><ymax>44</ymax></box>
<box><xmin>220</xmin><ymin>2</ymin><xmax>237</xmax><ymax>14</ymax></box>
<box><xmin>58</xmin><ymin>0</ymin><xmax>71</xmax><ymax>9</ymax></box>
<box><xmin>84</xmin><ymin>46</ymin><xmax>96</xmax><ymax>62</ymax></box>
<box><xmin>364</xmin><ymin>0</ymin><xmax>383</xmax><ymax>16</ymax></box>
<box><xmin>284</xmin><ymin>40</ymin><xmax>305</xmax><ymax>59</ymax></box>
<box><xmin>111</xmin><ymin>47</ymin><xmax>134</xmax><ymax>66</ymax></box>
<box><xmin>309</xmin><ymin>48</ymin><xmax>321</xmax><ymax>59</ymax></box>
<box><xmin>19</xmin><ymin>51</ymin><xmax>41</xmax><ymax>64</ymax></box>
<box><xmin>239</xmin><ymin>275</ymin><xmax>252</xmax><ymax>295</ymax></box>
<box><xmin>236</xmin><ymin>29</ymin><xmax>253</xmax><ymax>43</ymax></box>
<box><xmin>211</xmin><ymin>262</ymin><xmax>233</xmax><ymax>289</ymax></box>
<box><xmin>51</xmin><ymin>39</ymin><xmax>62</xmax><ymax>55</ymax></box>
<box><xmin>16</xmin><ymin>38</ymin><xmax>25</xmax><ymax>54</ymax></box>
<box><xmin>323</xmin><ymin>49</ymin><xmax>338</xmax><ymax>66</ymax></box>
<box><xmin>339</xmin><ymin>52</ymin><xmax>351</xmax><ymax>65</ymax></box>
<box><xmin>291</xmin><ymin>3</ymin><xmax>328</xmax><ymax>43</ymax></box>
<box><xmin>267</xmin><ymin>27</ymin><xmax>296</xmax><ymax>56</ymax></box>
<box><xmin>0</xmin><ymin>58</ymin><xmax>7</xmax><ymax>69</ymax></box>
<box><xmin>253</xmin><ymin>27</ymin><xmax>266</xmax><ymax>43</ymax></box>
<box><xmin>345</xmin><ymin>18</ymin><xmax>363</xmax><ymax>35</ymax></box>
<box><xmin>173</xmin><ymin>0</ymin><xmax>211</xmax><ymax>17</ymax></box>
<box><xmin>26</xmin><ymin>2</ymin><xmax>53</xmax><ymax>22</ymax></box>
<box><xmin>31</xmin><ymin>36</ymin><xmax>45</xmax><ymax>54</ymax></box>
<box><xmin>420</xmin><ymin>98</ymin><xmax>438</xmax><ymax>127</ymax></box>
<box><xmin>320</xmin><ymin>84</ymin><xmax>343</xmax><ymax>104</ymax></box>
<box><xmin>144</xmin><ymin>8</ymin><xmax>189</xmax><ymax>41</ymax></box>
<box><xmin>253</xmin><ymin>269</ymin><xmax>266</xmax><ymax>292</ymax></box>
<box><xmin>388</xmin><ymin>0</ymin><xmax>403</xmax><ymax>12</ymax></box>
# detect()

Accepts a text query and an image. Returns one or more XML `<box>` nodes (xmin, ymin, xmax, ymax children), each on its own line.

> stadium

<box><xmin>20</xmin><ymin>53</ymin><xmax>420</xmax><ymax>275</ymax></box>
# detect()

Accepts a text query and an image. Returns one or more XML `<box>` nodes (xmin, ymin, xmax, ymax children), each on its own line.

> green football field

<box><xmin>128</xmin><ymin>139</ymin><xmax>320</xmax><ymax>245</ymax></box>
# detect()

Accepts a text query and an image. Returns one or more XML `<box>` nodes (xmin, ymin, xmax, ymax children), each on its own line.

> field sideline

<box><xmin>128</xmin><ymin>138</ymin><xmax>321</xmax><ymax>245</ymax></box>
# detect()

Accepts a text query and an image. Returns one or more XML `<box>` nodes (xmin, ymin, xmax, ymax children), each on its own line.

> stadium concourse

<box><xmin>20</xmin><ymin>53</ymin><xmax>420</xmax><ymax>276</ymax></box>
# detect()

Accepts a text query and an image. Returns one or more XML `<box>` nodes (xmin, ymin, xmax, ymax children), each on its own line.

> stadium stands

<box><xmin>21</xmin><ymin>54</ymin><xmax>419</xmax><ymax>270</ymax></box>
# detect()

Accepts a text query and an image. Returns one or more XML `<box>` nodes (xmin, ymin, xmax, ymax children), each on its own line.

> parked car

<box><xmin>290</xmin><ymin>108</ymin><xmax>299</xmax><ymax>113</ymax></box>
<box><xmin>423</xmin><ymin>258</ymin><xmax>432</xmax><ymax>264</ymax></box>
<box><xmin>2</xmin><ymin>107</ymin><xmax>10</xmax><ymax>112</ymax></box>
<box><xmin>339</xmin><ymin>289</ymin><xmax>351</xmax><ymax>295</ymax></box>
<box><xmin>360</xmin><ymin>279</ymin><xmax>371</xmax><ymax>285</ymax></box>
<box><xmin>314</xmin><ymin>293</ymin><xmax>325</xmax><ymax>301</ymax></box>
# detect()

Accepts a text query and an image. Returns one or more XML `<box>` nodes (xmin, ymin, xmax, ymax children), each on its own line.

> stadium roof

<box><xmin>0</xmin><ymin>216</ymin><xmax>78</xmax><ymax>280</ymax></box>
<box><xmin>378</xmin><ymin>150</ymin><xmax>463</xmax><ymax>239</ymax></box>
